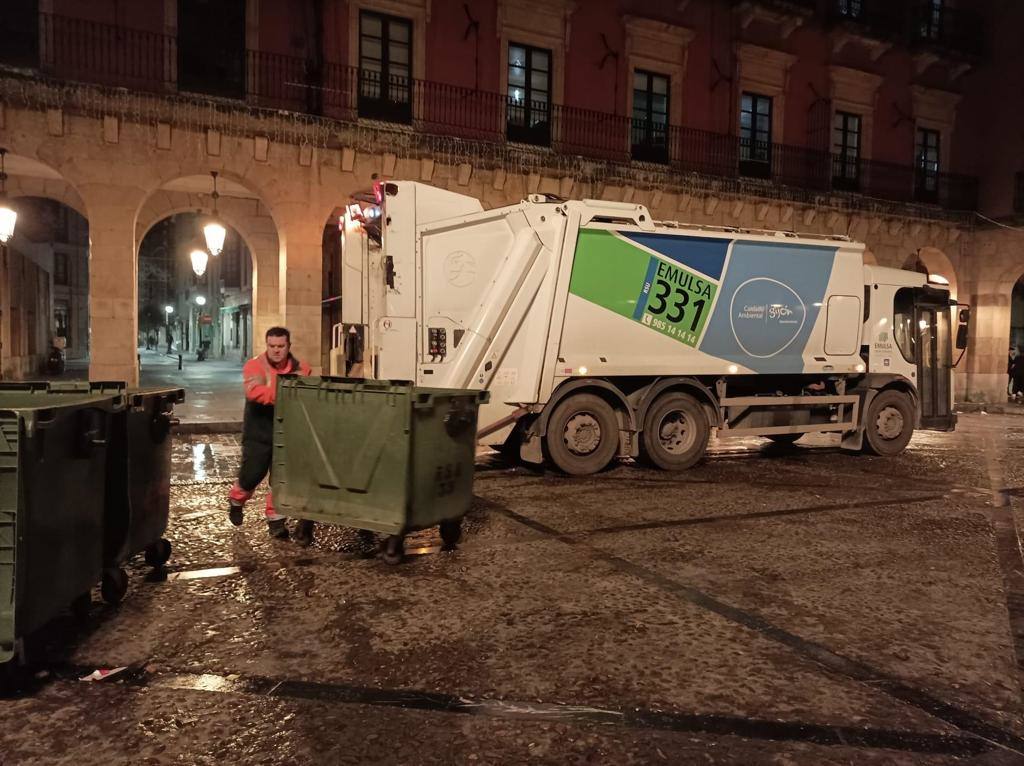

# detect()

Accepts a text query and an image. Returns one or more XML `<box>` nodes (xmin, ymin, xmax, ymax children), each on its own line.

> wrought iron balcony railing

<box><xmin>0</xmin><ymin>13</ymin><xmax>980</xmax><ymax>213</ymax></box>
<box><xmin>911</xmin><ymin>2</ymin><xmax>984</xmax><ymax>58</ymax></box>
<box><xmin>828</xmin><ymin>0</ymin><xmax>906</xmax><ymax>40</ymax></box>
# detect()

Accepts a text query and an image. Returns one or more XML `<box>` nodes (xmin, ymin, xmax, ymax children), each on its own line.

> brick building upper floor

<box><xmin>1</xmin><ymin>0</ymin><xmax>1021</xmax><ymax>218</ymax></box>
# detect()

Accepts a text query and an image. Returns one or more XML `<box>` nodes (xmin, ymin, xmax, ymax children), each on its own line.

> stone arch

<box><xmin>136</xmin><ymin>194</ymin><xmax>270</xmax><ymax>253</ymax></box>
<box><xmin>1</xmin><ymin>159</ymin><xmax>93</xmax><ymax>380</ymax></box>
<box><xmin>0</xmin><ymin>152</ymin><xmax>94</xmax><ymax>379</ymax></box>
<box><xmin>902</xmin><ymin>246</ymin><xmax>959</xmax><ymax>300</ymax></box>
<box><xmin>2</xmin><ymin>152</ymin><xmax>90</xmax><ymax>218</ymax></box>
<box><xmin>133</xmin><ymin>176</ymin><xmax>285</xmax><ymax>353</ymax></box>
<box><xmin>134</xmin><ymin>166</ymin><xmax>285</xmax><ymax>236</ymax></box>
<box><xmin>7</xmin><ymin>177</ymin><xmax>89</xmax><ymax>221</ymax></box>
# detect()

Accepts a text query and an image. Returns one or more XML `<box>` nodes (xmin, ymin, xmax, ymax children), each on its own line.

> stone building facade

<box><xmin>0</xmin><ymin>0</ymin><xmax>1020</xmax><ymax>400</ymax></box>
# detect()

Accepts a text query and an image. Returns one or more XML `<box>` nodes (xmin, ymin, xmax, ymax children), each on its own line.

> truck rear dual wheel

<box><xmin>862</xmin><ymin>389</ymin><xmax>915</xmax><ymax>457</ymax></box>
<box><xmin>640</xmin><ymin>392</ymin><xmax>709</xmax><ymax>471</ymax></box>
<box><xmin>545</xmin><ymin>394</ymin><xmax>620</xmax><ymax>476</ymax></box>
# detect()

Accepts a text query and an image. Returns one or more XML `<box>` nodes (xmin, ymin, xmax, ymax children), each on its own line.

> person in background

<box><xmin>227</xmin><ymin>326</ymin><xmax>315</xmax><ymax>544</ymax></box>
<box><xmin>1010</xmin><ymin>346</ymin><xmax>1024</xmax><ymax>401</ymax></box>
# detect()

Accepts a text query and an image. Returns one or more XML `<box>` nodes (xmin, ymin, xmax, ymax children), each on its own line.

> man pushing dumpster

<box><xmin>228</xmin><ymin>327</ymin><xmax>314</xmax><ymax>543</ymax></box>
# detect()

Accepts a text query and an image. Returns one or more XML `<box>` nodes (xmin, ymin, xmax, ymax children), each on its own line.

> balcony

<box><xmin>0</xmin><ymin>13</ymin><xmax>979</xmax><ymax>214</ymax></box>
<box><xmin>828</xmin><ymin>0</ymin><xmax>905</xmax><ymax>47</ymax></box>
<box><xmin>911</xmin><ymin>3</ymin><xmax>984</xmax><ymax>59</ymax></box>
<box><xmin>732</xmin><ymin>0</ymin><xmax>818</xmax><ymax>37</ymax></box>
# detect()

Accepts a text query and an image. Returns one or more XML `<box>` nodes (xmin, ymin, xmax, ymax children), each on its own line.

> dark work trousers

<box><xmin>229</xmin><ymin>400</ymin><xmax>282</xmax><ymax>520</ymax></box>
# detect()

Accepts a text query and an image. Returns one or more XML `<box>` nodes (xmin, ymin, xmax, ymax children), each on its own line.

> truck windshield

<box><xmin>893</xmin><ymin>287</ymin><xmax>916</xmax><ymax>363</ymax></box>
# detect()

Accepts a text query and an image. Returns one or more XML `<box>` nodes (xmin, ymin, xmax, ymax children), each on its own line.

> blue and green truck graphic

<box><xmin>568</xmin><ymin>228</ymin><xmax>838</xmax><ymax>374</ymax></box>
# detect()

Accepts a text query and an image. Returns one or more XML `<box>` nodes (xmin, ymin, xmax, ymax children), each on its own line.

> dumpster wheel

<box><xmin>101</xmin><ymin>568</ymin><xmax>129</xmax><ymax>605</ymax></box>
<box><xmin>144</xmin><ymin>538</ymin><xmax>173</xmax><ymax>568</ymax></box>
<box><xmin>381</xmin><ymin>535</ymin><xmax>405</xmax><ymax>566</ymax></box>
<box><xmin>440</xmin><ymin>519</ymin><xmax>462</xmax><ymax>548</ymax></box>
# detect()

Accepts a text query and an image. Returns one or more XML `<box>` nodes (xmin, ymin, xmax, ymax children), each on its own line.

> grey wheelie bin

<box><xmin>0</xmin><ymin>383</ymin><xmax>124</xmax><ymax>667</ymax></box>
<box><xmin>272</xmin><ymin>377</ymin><xmax>487</xmax><ymax>564</ymax></box>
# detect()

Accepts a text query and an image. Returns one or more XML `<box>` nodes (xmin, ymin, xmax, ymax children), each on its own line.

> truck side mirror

<box><xmin>956</xmin><ymin>308</ymin><xmax>970</xmax><ymax>350</ymax></box>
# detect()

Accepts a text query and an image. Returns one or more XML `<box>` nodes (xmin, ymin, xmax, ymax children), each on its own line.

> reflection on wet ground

<box><xmin>5</xmin><ymin>416</ymin><xmax>1024</xmax><ymax>764</ymax></box>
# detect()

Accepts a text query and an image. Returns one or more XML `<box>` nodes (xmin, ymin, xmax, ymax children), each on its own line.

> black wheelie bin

<box><xmin>0</xmin><ymin>383</ymin><xmax>124</xmax><ymax>669</ymax></box>
<box><xmin>101</xmin><ymin>385</ymin><xmax>184</xmax><ymax>602</ymax></box>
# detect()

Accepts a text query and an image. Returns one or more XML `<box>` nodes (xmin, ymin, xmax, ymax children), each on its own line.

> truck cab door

<box><xmin>915</xmin><ymin>298</ymin><xmax>954</xmax><ymax>431</ymax></box>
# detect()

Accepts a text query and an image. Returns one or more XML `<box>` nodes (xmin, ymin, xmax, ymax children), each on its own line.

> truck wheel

<box><xmin>545</xmin><ymin>393</ymin><xmax>620</xmax><ymax>475</ymax></box>
<box><xmin>863</xmin><ymin>389</ymin><xmax>914</xmax><ymax>456</ymax></box>
<box><xmin>640</xmin><ymin>392</ymin><xmax>709</xmax><ymax>471</ymax></box>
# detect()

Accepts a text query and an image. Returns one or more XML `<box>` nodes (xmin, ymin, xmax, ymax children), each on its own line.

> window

<box><xmin>916</xmin><ymin>127</ymin><xmax>941</xmax><ymax>201</ymax></box>
<box><xmin>507</xmin><ymin>43</ymin><xmax>551</xmax><ymax>146</ymax></box>
<box><xmin>359</xmin><ymin>11</ymin><xmax>413</xmax><ymax>123</ymax></box>
<box><xmin>0</xmin><ymin>0</ymin><xmax>39</xmax><ymax>68</ymax></box>
<box><xmin>893</xmin><ymin>288</ymin><xmax>917</xmax><ymax>363</ymax></box>
<box><xmin>832</xmin><ymin>111</ymin><xmax>861</xmax><ymax>190</ymax></box>
<box><xmin>836</xmin><ymin>0</ymin><xmax>864</xmax><ymax>20</ymax></box>
<box><xmin>632</xmin><ymin>71</ymin><xmax>670</xmax><ymax>164</ymax></box>
<box><xmin>177</xmin><ymin>0</ymin><xmax>246</xmax><ymax>99</ymax></box>
<box><xmin>54</xmin><ymin>252</ymin><xmax>68</xmax><ymax>286</ymax></box>
<box><xmin>740</xmin><ymin>92</ymin><xmax>773</xmax><ymax>178</ymax></box>
<box><xmin>920</xmin><ymin>0</ymin><xmax>943</xmax><ymax>41</ymax></box>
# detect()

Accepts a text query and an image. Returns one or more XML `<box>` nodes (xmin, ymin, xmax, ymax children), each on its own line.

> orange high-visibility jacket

<box><xmin>243</xmin><ymin>352</ymin><xmax>312</xmax><ymax>406</ymax></box>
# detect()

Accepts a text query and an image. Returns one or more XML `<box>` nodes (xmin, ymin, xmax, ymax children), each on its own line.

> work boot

<box><xmin>293</xmin><ymin>520</ymin><xmax>315</xmax><ymax>548</ymax></box>
<box><xmin>228</xmin><ymin>501</ymin><xmax>244</xmax><ymax>526</ymax></box>
<box><xmin>267</xmin><ymin>519</ymin><xmax>289</xmax><ymax>540</ymax></box>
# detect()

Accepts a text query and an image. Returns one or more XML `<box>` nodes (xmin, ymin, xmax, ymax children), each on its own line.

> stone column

<box><xmin>275</xmin><ymin>206</ymin><xmax>328</xmax><ymax>373</ymax></box>
<box><xmin>82</xmin><ymin>187</ymin><xmax>145</xmax><ymax>385</ymax></box>
<box><xmin>962</xmin><ymin>277</ymin><xmax>1011</xmax><ymax>403</ymax></box>
<box><xmin>248</xmin><ymin>231</ymin><xmax>281</xmax><ymax>348</ymax></box>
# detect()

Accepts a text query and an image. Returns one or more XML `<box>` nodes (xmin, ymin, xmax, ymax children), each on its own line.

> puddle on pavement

<box><xmin>166</xmin><ymin>566</ymin><xmax>243</xmax><ymax>582</ymax></box>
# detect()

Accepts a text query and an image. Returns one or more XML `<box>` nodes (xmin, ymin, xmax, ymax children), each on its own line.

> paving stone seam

<box><xmin>43</xmin><ymin>665</ymin><xmax>992</xmax><ymax>757</ymax></box>
<box><xmin>494</xmin><ymin>504</ymin><xmax>1024</xmax><ymax>757</ymax></box>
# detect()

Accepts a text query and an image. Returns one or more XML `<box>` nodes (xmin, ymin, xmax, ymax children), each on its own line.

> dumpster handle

<box><xmin>34</xmin><ymin>408</ymin><xmax>57</xmax><ymax>427</ymax></box>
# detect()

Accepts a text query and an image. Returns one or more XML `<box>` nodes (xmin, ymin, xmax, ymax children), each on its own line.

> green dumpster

<box><xmin>272</xmin><ymin>377</ymin><xmax>487</xmax><ymax>564</ymax></box>
<box><xmin>0</xmin><ymin>384</ymin><xmax>125</xmax><ymax>665</ymax></box>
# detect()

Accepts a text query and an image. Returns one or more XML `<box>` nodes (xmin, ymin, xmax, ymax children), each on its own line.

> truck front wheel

<box><xmin>545</xmin><ymin>393</ymin><xmax>620</xmax><ymax>475</ymax></box>
<box><xmin>862</xmin><ymin>389</ymin><xmax>915</xmax><ymax>456</ymax></box>
<box><xmin>640</xmin><ymin>392</ymin><xmax>709</xmax><ymax>471</ymax></box>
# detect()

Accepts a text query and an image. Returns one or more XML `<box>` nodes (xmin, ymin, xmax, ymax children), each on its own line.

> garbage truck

<box><xmin>331</xmin><ymin>181</ymin><xmax>968</xmax><ymax>475</ymax></box>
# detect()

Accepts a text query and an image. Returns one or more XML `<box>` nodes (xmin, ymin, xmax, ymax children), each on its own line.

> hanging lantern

<box><xmin>190</xmin><ymin>248</ymin><xmax>209</xmax><ymax>277</ymax></box>
<box><xmin>0</xmin><ymin>149</ymin><xmax>16</xmax><ymax>244</ymax></box>
<box><xmin>203</xmin><ymin>170</ymin><xmax>226</xmax><ymax>256</ymax></box>
<box><xmin>203</xmin><ymin>220</ymin><xmax>226</xmax><ymax>256</ymax></box>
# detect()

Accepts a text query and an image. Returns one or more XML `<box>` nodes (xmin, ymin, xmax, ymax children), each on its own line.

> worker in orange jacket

<box><xmin>228</xmin><ymin>326</ymin><xmax>313</xmax><ymax>543</ymax></box>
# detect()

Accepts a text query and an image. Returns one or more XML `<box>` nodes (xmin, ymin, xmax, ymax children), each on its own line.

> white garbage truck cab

<box><xmin>333</xmin><ymin>181</ymin><xmax>968</xmax><ymax>475</ymax></box>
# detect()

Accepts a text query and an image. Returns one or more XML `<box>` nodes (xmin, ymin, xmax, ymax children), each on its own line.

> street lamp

<box><xmin>0</xmin><ymin>148</ymin><xmax>17</xmax><ymax>244</ymax></box>
<box><xmin>195</xmin><ymin>295</ymin><xmax>207</xmax><ymax>306</ymax></box>
<box><xmin>203</xmin><ymin>171</ymin><xmax>226</xmax><ymax>256</ymax></box>
<box><xmin>164</xmin><ymin>305</ymin><xmax>174</xmax><ymax>316</ymax></box>
<box><xmin>190</xmin><ymin>248</ymin><xmax>209</xmax><ymax>277</ymax></box>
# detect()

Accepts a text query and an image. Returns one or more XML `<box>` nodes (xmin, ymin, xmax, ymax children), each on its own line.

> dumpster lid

<box><xmin>0</xmin><ymin>382</ymin><xmax>126</xmax><ymax>411</ymax></box>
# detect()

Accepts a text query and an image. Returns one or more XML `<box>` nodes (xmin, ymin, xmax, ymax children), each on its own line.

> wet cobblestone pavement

<box><xmin>5</xmin><ymin>415</ymin><xmax>1024</xmax><ymax>764</ymax></box>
